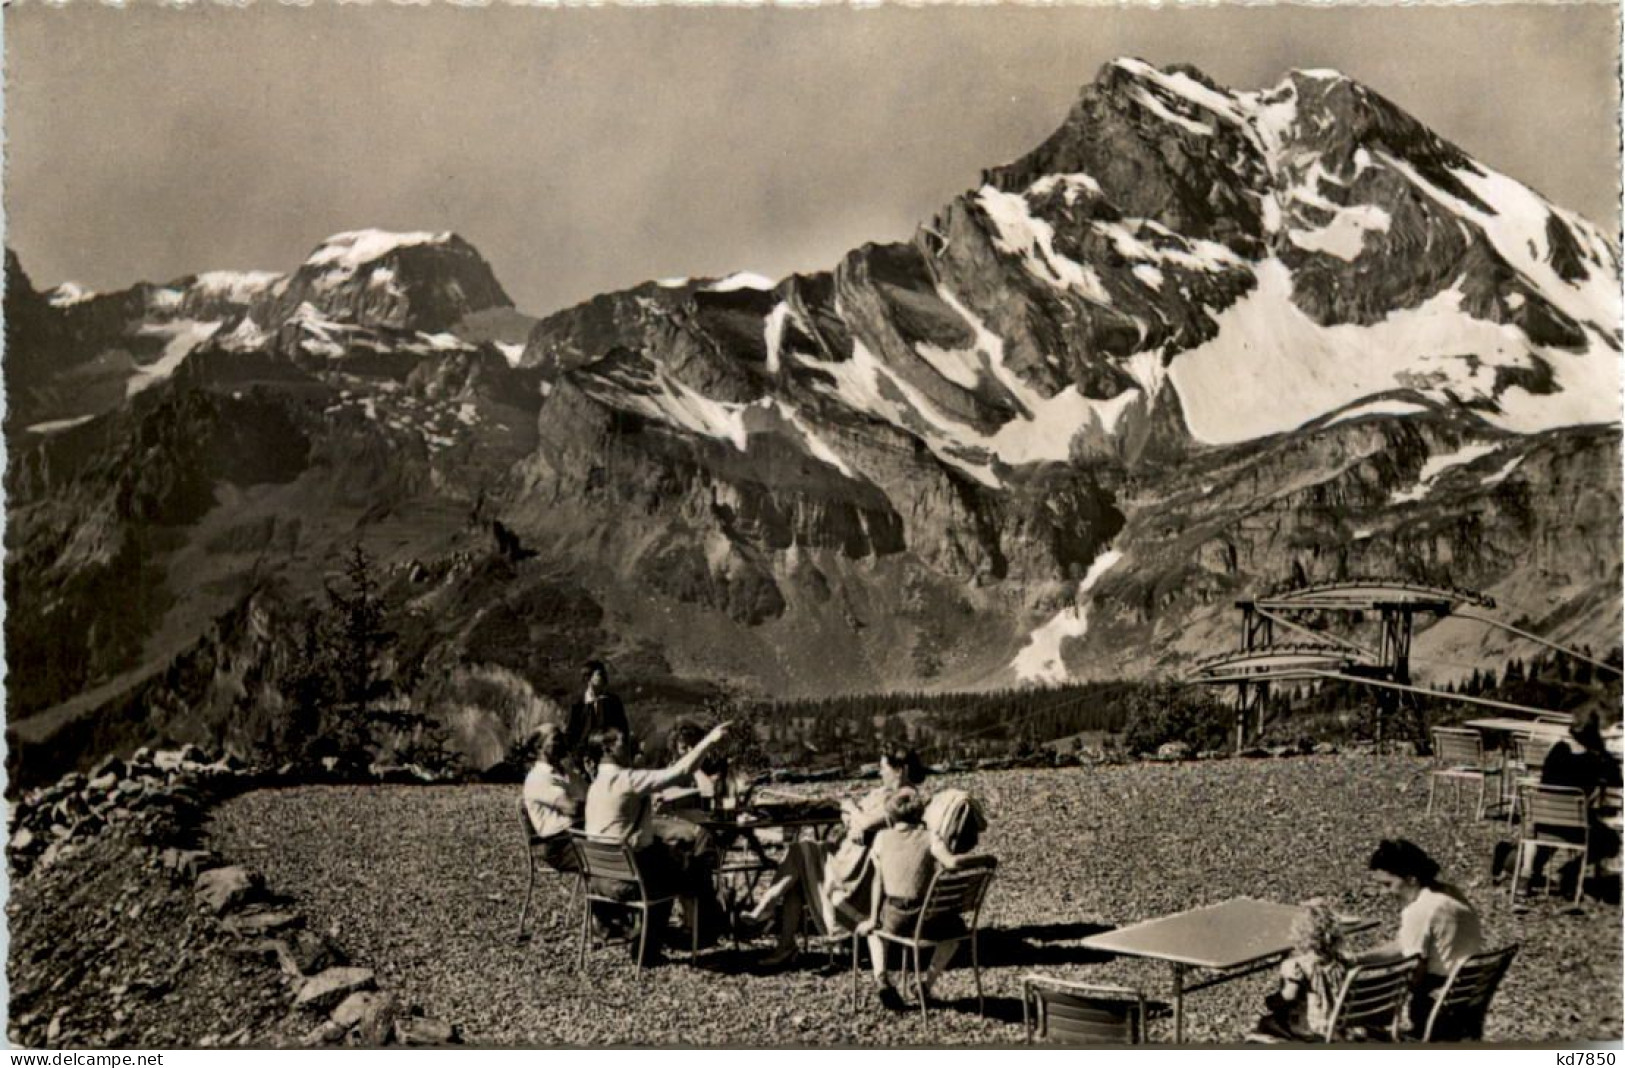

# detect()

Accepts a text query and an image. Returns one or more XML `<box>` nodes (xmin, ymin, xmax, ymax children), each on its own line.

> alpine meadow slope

<box><xmin>6</xmin><ymin>60</ymin><xmax>1620</xmax><ymax>785</ymax></box>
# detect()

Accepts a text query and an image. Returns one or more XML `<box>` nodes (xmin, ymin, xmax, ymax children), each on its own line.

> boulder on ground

<box><xmin>194</xmin><ymin>866</ymin><xmax>263</xmax><ymax>914</ymax></box>
<box><xmin>1155</xmin><ymin>741</ymin><xmax>1193</xmax><ymax>761</ymax></box>
<box><xmin>295</xmin><ymin>968</ymin><xmax>376</xmax><ymax>1014</ymax></box>
<box><xmin>303</xmin><ymin>1020</ymin><xmax>347</xmax><ymax>1047</ymax></box>
<box><xmin>395</xmin><ymin>1016</ymin><xmax>459</xmax><ymax>1046</ymax></box>
<box><xmin>161</xmin><ymin>848</ymin><xmax>218</xmax><ymax>881</ymax></box>
<box><xmin>221</xmin><ymin>910</ymin><xmax>303</xmax><ymax>937</ymax></box>
<box><xmin>266</xmin><ymin>928</ymin><xmax>343</xmax><ymax>977</ymax></box>
<box><xmin>333</xmin><ymin>991</ymin><xmax>400</xmax><ymax>1046</ymax></box>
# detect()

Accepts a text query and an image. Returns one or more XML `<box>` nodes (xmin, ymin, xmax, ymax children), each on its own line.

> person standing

<box><xmin>566</xmin><ymin>659</ymin><xmax>630</xmax><ymax>765</ymax></box>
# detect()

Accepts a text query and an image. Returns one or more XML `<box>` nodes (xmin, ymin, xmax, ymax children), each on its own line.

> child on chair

<box><xmin>854</xmin><ymin>787</ymin><xmax>967</xmax><ymax>1009</ymax></box>
<box><xmin>1255</xmin><ymin>899</ymin><xmax>1348</xmax><ymax>1041</ymax></box>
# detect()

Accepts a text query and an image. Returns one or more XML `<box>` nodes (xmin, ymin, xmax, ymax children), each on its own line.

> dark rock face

<box><xmin>5</xmin><ymin>60</ymin><xmax>1619</xmax><ymax>783</ymax></box>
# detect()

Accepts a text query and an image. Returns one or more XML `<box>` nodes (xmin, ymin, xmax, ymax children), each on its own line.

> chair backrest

<box><xmin>1422</xmin><ymin>945</ymin><xmax>1518</xmax><ymax>1042</ymax></box>
<box><xmin>1512</xmin><ymin>734</ymin><xmax>1559</xmax><ymax>772</ymax></box>
<box><xmin>1321</xmin><ymin>955</ymin><xmax>1420</xmax><ymax>1042</ymax></box>
<box><xmin>1021</xmin><ymin>975</ymin><xmax>1144</xmax><ymax>1044</ymax></box>
<box><xmin>915</xmin><ymin>858</ymin><xmax>997</xmax><ymax>938</ymax></box>
<box><xmin>1433</xmin><ymin>728</ymin><xmax>1485</xmax><ymax>767</ymax></box>
<box><xmin>1520</xmin><ymin>784</ymin><xmax>1589</xmax><ymax>834</ymax></box>
<box><xmin>570</xmin><ymin>831</ymin><xmax>643</xmax><ymax>886</ymax></box>
<box><xmin>518</xmin><ymin>796</ymin><xmax>542</xmax><ymax>847</ymax></box>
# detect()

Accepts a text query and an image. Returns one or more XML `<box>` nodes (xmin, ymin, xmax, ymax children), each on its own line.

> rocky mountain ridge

<box><xmin>6</xmin><ymin>58</ymin><xmax>1620</xmax><ymax>785</ymax></box>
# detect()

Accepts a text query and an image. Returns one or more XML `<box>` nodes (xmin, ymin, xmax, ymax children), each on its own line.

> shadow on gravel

<box><xmin>974</xmin><ymin>922</ymin><xmax>1116</xmax><ymax>967</ymax></box>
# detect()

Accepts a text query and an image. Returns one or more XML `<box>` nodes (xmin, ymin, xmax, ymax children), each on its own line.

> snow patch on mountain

<box><xmin>1030</xmin><ymin>173</ymin><xmax>1103</xmax><ymax>204</ymax></box>
<box><xmin>1390</xmin><ymin>441</ymin><xmax>1503</xmax><ymax>503</ymax></box>
<box><xmin>495</xmin><ymin>342</ymin><xmax>525</xmax><ymax>367</ymax></box>
<box><xmin>1012</xmin><ymin>547</ymin><xmax>1124</xmax><ymax>683</ymax></box>
<box><xmin>46</xmin><ymin>282</ymin><xmax>96</xmax><ymax>307</ymax></box>
<box><xmin>193</xmin><ymin>271</ymin><xmax>282</xmax><ymax>304</ymax></box>
<box><xmin>1379</xmin><ymin>153</ymin><xmax>1619</xmax><ymax>340</ymax></box>
<box><xmin>1321</xmin><ymin>398</ymin><xmax>1431</xmax><ymax>428</ymax></box>
<box><xmin>26</xmin><ymin>414</ymin><xmax>97</xmax><ymax>435</ymax></box>
<box><xmin>1481</xmin><ymin>455</ymin><xmax>1525</xmax><ymax>487</ymax></box>
<box><xmin>707</xmin><ymin>272</ymin><xmax>775</xmax><ymax>293</ymax></box>
<box><xmin>306</xmin><ymin>230</ymin><xmax>452</xmax><ymax>272</ymax></box>
<box><xmin>219</xmin><ymin>317</ymin><xmax>268</xmax><ymax>352</ymax></box>
<box><xmin>914</xmin><ymin>341</ymin><xmax>984</xmax><ymax>391</ymax></box>
<box><xmin>976</xmin><ymin>186</ymin><xmax>1109</xmax><ymax>302</ymax></box>
<box><xmin>1288</xmin><ymin>203</ymin><xmax>1392</xmax><ymax>260</ymax></box>
<box><xmin>763</xmin><ymin>302</ymin><xmax>790</xmax><ymax>375</ymax></box>
<box><xmin>127</xmin><ymin>320</ymin><xmax>221</xmax><ymax>396</ymax></box>
<box><xmin>1130</xmin><ymin>87</ymin><xmax>1214</xmax><ymax>137</ymax></box>
<box><xmin>1165</xmin><ymin>258</ymin><xmax>1618</xmax><ymax>443</ymax></box>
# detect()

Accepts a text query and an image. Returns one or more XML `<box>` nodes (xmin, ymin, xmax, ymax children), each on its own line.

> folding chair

<box><xmin>1428</xmin><ymin>728</ymin><xmax>1503</xmax><ymax>819</ymax></box>
<box><xmin>1316</xmin><ymin>955</ymin><xmax>1421</xmax><ymax>1042</ymax></box>
<box><xmin>1420</xmin><ymin>945</ymin><xmax>1518</xmax><ymax>1042</ymax></box>
<box><xmin>851</xmin><ymin>857</ymin><xmax>997</xmax><ymax>1019</ymax></box>
<box><xmin>1020</xmin><ymin>974</ymin><xmax>1146</xmax><ymax>1044</ymax></box>
<box><xmin>1509</xmin><ymin>784</ymin><xmax>1591</xmax><ymax>905</ymax></box>
<box><xmin>516</xmin><ymin>798</ymin><xmax>580</xmax><ymax>941</ymax></box>
<box><xmin>571</xmin><ymin>832</ymin><xmax>700</xmax><ymax>973</ymax></box>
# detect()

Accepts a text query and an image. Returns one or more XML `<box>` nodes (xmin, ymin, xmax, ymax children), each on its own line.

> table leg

<box><xmin>1172</xmin><ymin>962</ymin><xmax>1185</xmax><ymax>1044</ymax></box>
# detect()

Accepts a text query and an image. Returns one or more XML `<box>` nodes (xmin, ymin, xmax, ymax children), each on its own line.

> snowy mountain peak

<box><xmin>303</xmin><ymin>229</ymin><xmax>457</xmax><ymax>272</ymax></box>
<box><xmin>46</xmin><ymin>282</ymin><xmax>96</xmax><ymax>308</ymax></box>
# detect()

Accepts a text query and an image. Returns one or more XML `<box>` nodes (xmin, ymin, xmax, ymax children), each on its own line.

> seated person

<box><xmin>744</xmin><ymin>748</ymin><xmax>930</xmax><ymax>966</ymax></box>
<box><xmin>583</xmin><ymin>722</ymin><xmax>732</xmax><ymax>962</ymax></box>
<box><xmin>657</xmin><ymin>721</ymin><xmax>729</xmax><ymax>813</ymax></box>
<box><xmin>854</xmin><ymin>787</ymin><xmax>985</xmax><ymax>1008</ymax></box>
<box><xmin>1354</xmin><ymin>839</ymin><xmax>1483</xmax><ymax>1040</ymax></box>
<box><xmin>1253</xmin><ymin>899</ymin><xmax>1349</xmax><ymax>1041</ymax></box>
<box><xmin>1524</xmin><ymin>713</ymin><xmax>1624</xmax><ymax>891</ymax></box>
<box><xmin>521</xmin><ymin>724</ymin><xmax>585</xmax><ymax>873</ymax></box>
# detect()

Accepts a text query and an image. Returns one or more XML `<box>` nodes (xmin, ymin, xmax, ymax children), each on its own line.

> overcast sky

<box><xmin>6</xmin><ymin>2</ymin><xmax>1620</xmax><ymax>317</ymax></box>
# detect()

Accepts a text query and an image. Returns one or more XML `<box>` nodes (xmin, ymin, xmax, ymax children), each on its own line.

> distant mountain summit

<box><xmin>7</xmin><ymin>61</ymin><xmax>1620</xmax><ymax>786</ymax></box>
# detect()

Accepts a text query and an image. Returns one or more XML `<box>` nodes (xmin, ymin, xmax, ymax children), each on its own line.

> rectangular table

<box><xmin>1463</xmin><ymin>717</ymin><xmax>1567</xmax><ymax>738</ymax></box>
<box><xmin>1080</xmin><ymin>897</ymin><xmax>1374</xmax><ymax>1043</ymax></box>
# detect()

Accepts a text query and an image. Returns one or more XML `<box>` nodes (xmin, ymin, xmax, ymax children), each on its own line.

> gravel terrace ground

<box><xmin>208</xmin><ymin>754</ymin><xmax>1623</xmax><ymax>1046</ymax></box>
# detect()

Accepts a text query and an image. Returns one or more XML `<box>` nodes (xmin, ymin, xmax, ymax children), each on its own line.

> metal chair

<box><xmin>1020</xmin><ymin>975</ymin><xmax>1146</xmax><ymax>1044</ymax></box>
<box><xmin>1504</xmin><ymin>734</ymin><xmax>1561</xmax><ymax>827</ymax></box>
<box><xmin>571</xmin><ymin>831</ymin><xmax>700</xmax><ymax>973</ymax></box>
<box><xmin>1317</xmin><ymin>955</ymin><xmax>1421</xmax><ymax>1042</ymax></box>
<box><xmin>1428</xmin><ymin>728</ymin><xmax>1503</xmax><ymax>819</ymax></box>
<box><xmin>851</xmin><ymin>857</ymin><xmax>997</xmax><ymax>1019</ymax></box>
<box><xmin>1420</xmin><ymin>945</ymin><xmax>1518</xmax><ymax>1042</ymax></box>
<box><xmin>516</xmin><ymin>798</ymin><xmax>580</xmax><ymax>941</ymax></box>
<box><xmin>1509</xmin><ymin>784</ymin><xmax>1591</xmax><ymax>905</ymax></box>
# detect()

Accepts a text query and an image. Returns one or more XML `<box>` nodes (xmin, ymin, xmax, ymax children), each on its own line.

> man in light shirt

<box><xmin>584</xmin><ymin>721</ymin><xmax>730</xmax><ymax>963</ymax></box>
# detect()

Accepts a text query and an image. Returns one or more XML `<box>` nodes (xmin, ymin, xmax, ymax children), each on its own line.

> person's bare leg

<box><xmin>746</xmin><ymin>874</ymin><xmax>796</xmax><ymax>921</ymax></box>
<box><xmin>921</xmin><ymin>943</ymin><xmax>958</xmax><ymax>996</ymax></box>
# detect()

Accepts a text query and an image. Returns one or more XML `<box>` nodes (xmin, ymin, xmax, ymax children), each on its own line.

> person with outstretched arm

<box><xmin>583</xmin><ymin>721</ymin><xmax>732</xmax><ymax>964</ymax></box>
